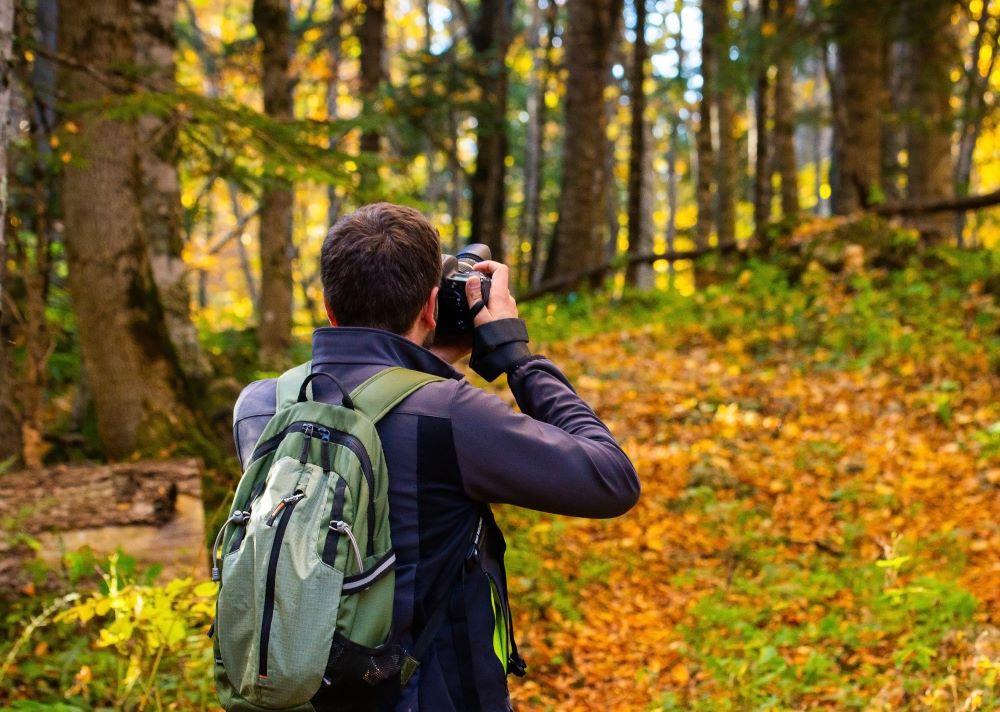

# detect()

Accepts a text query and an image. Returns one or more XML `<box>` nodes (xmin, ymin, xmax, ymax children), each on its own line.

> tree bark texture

<box><xmin>773</xmin><ymin>0</ymin><xmax>798</xmax><ymax>217</ymax></box>
<box><xmin>627</xmin><ymin>0</ymin><xmax>653</xmax><ymax>289</ymax></box>
<box><xmin>58</xmin><ymin>0</ymin><xmax>188</xmax><ymax>458</ymax></box>
<box><xmin>545</xmin><ymin>0</ymin><xmax>623</xmax><ymax>280</ymax></box>
<box><xmin>904</xmin><ymin>0</ymin><xmax>959</xmax><ymax>241</ymax></box>
<box><xmin>832</xmin><ymin>0</ymin><xmax>886</xmax><ymax>213</ymax></box>
<box><xmin>469</xmin><ymin>0</ymin><xmax>513</xmax><ymax>260</ymax></box>
<box><xmin>133</xmin><ymin>0</ymin><xmax>208</xmax><ymax>378</ymax></box>
<box><xmin>253</xmin><ymin>0</ymin><xmax>294</xmax><ymax>369</ymax></box>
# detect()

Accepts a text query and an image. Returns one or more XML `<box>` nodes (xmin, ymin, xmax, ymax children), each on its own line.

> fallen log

<box><xmin>873</xmin><ymin>188</ymin><xmax>1000</xmax><ymax>217</ymax></box>
<box><xmin>0</xmin><ymin>459</ymin><xmax>206</xmax><ymax>590</ymax></box>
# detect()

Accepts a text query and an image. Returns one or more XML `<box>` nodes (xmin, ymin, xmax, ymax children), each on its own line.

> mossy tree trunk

<box><xmin>133</xmin><ymin>0</ymin><xmax>209</xmax><ymax>379</ymax></box>
<box><xmin>58</xmin><ymin>0</ymin><xmax>190</xmax><ymax>459</ymax></box>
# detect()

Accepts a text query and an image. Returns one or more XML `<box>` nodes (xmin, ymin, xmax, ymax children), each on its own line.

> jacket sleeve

<box><xmin>232</xmin><ymin>379</ymin><xmax>277</xmax><ymax>470</ymax></box>
<box><xmin>450</xmin><ymin>357</ymin><xmax>639</xmax><ymax>518</ymax></box>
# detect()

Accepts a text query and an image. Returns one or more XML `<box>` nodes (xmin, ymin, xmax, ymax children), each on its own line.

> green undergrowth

<box><xmin>521</xmin><ymin>246</ymin><xmax>1000</xmax><ymax>372</ymax></box>
<box><xmin>666</xmin><ymin>552</ymin><xmax>982</xmax><ymax>710</ymax></box>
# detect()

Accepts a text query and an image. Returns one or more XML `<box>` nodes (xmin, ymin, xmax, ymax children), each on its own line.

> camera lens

<box><xmin>454</xmin><ymin>243</ymin><xmax>491</xmax><ymax>269</ymax></box>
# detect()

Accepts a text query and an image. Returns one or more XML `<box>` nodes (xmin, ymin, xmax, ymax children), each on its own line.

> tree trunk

<box><xmin>881</xmin><ymin>38</ymin><xmax>906</xmax><ymax>204</ymax></box>
<box><xmin>626</xmin><ymin>0</ymin><xmax>653</xmax><ymax>289</ymax></box>
<box><xmin>253</xmin><ymin>0</ymin><xmax>294</xmax><ymax>369</ymax></box>
<box><xmin>358</xmin><ymin>0</ymin><xmax>386</xmax><ymax>167</ymax></box>
<box><xmin>713</xmin><ymin>0</ymin><xmax>737</xmax><ymax>248</ymax></box>
<box><xmin>544</xmin><ymin>0</ymin><xmax>623</xmax><ymax>281</ymax></box>
<box><xmin>832</xmin><ymin>0</ymin><xmax>886</xmax><ymax>213</ymax></box>
<box><xmin>0</xmin><ymin>0</ymin><xmax>10</xmax><ymax>275</ymax></box>
<box><xmin>469</xmin><ymin>0</ymin><xmax>513</xmax><ymax>260</ymax></box>
<box><xmin>134</xmin><ymin>0</ymin><xmax>208</xmax><ymax>379</ymax></box>
<box><xmin>752</xmin><ymin>0</ymin><xmax>772</xmax><ymax>237</ymax></box>
<box><xmin>327</xmin><ymin>0</ymin><xmax>344</xmax><ymax>228</ymax></box>
<box><xmin>904</xmin><ymin>0</ymin><xmax>958</xmax><ymax>242</ymax></box>
<box><xmin>522</xmin><ymin>0</ymin><xmax>545</xmax><ymax>287</ymax></box>
<box><xmin>695</xmin><ymin>0</ymin><xmax>718</xmax><ymax>250</ymax></box>
<box><xmin>773</xmin><ymin>0</ymin><xmax>798</xmax><ymax>218</ymax></box>
<box><xmin>58</xmin><ymin>0</ymin><xmax>189</xmax><ymax>459</ymax></box>
<box><xmin>665</xmin><ymin>117</ymin><xmax>679</xmax><ymax>284</ymax></box>
<box><xmin>529</xmin><ymin>0</ymin><xmax>559</xmax><ymax>287</ymax></box>
<box><xmin>0</xmin><ymin>0</ymin><xmax>16</xmax><ymax>461</ymax></box>
<box><xmin>11</xmin><ymin>0</ymin><xmax>59</xmax><ymax>467</ymax></box>
<box><xmin>954</xmin><ymin>0</ymin><xmax>997</xmax><ymax>242</ymax></box>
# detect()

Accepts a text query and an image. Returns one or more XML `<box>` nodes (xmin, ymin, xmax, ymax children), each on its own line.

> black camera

<box><xmin>437</xmin><ymin>243</ymin><xmax>492</xmax><ymax>335</ymax></box>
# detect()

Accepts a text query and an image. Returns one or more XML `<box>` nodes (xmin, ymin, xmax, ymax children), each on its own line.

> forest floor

<box><xmin>1</xmin><ymin>228</ymin><xmax>999</xmax><ymax>711</ymax></box>
<box><xmin>504</xmin><ymin>252</ymin><xmax>1000</xmax><ymax>710</ymax></box>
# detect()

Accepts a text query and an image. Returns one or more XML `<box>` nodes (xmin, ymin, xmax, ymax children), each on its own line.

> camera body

<box><xmin>437</xmin><ymin>243</ymin><xmax>491</xmax><ymax>335</ymax></box>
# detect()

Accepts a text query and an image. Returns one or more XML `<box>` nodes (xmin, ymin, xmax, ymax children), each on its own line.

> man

<box><xmin>233</xmin><ymin>203</ymin><xmax>639</xmax><ymax>711</ymax></box>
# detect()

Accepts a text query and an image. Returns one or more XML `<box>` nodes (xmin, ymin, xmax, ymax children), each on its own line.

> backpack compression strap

<box><xmin>348</xmin><ymin>366</ymin><xmax>444</xmax><ymax>423</ymax></box>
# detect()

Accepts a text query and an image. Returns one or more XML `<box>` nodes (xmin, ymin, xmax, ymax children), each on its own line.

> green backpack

<box><xmin>211</xmin><ymin>363</ymin><xmax>442</xmax><ymax>711</ymax></box>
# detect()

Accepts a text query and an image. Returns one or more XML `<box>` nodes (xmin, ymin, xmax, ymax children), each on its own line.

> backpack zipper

<box><xmin>250</xmin><ymin>421</ymin><xmax>377</xmax><ymax>556</ymax></box>
<box><xmin>265</xmin><ymin>492</ymin><xmax>306</xmax><ymax>526</ymax></box>
<box><xmin>258</xmin><ymin>490</ymin><xmax>304</xmax><ymax>679</ymax></box>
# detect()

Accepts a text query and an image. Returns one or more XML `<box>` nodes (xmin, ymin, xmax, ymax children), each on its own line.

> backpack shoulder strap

<box><xmin>349</xmin><ymin>367</ymin><xmax>443</xmax><ymax>423</ymax></box>
<box><xmin>275</xmin><ymin>360</ymin><xmax>312</xmax><ymax>411</ymax></box>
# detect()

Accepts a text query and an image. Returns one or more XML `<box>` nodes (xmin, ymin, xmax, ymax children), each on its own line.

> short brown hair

<box><xmin>321</xmin><ymin>203</ymin><xmax>441</xmax><ymax>334</ymax></box>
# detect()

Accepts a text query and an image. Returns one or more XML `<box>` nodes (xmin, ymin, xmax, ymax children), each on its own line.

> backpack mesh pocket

<box><xmin>322</xmin><ymin>633</ymin><xmax>405</xmax><ymax>688</ymax></box>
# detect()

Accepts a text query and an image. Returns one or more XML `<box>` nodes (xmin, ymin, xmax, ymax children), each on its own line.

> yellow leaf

<box><xmin>670</xmin><ymin>663</ymin><xmax>690</xmax><ymax>685</ymax></box>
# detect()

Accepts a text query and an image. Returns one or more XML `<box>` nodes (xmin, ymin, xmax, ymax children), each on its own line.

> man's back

<box><xmin>233</xmin><ymin>326</ymin><xmax>639</xmax><ymax>710</ymax></box>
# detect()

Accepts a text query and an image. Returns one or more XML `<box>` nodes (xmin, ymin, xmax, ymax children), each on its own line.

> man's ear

<box><xmin>324</xmin><ymin>300</ymin><xmax>338</xmax><ymax>326</ymax></box>
<box><xmin>419</xmin><ymin>286</ymin><xmax>439</xmax><ymax>331</ymax></box>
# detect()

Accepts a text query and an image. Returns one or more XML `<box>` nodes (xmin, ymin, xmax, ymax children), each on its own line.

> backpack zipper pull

<box><xmin>317</xmin><ymin>427</ymin><xmax>332</xmax><ymax>473</ymax></box>
<box><xmin>330</xmin><ymin>520</ymin><xmax>364</xmax><ymax>572</ymax></box>
<box><xmin>298</xmin><ymin>424</ymin><xmax>315</xmax><ymax>464</ymax></box>
<box><xmin>267</xmin><ymin>491</ymin><xmax>306</xmax><ymax>526</ymax></box>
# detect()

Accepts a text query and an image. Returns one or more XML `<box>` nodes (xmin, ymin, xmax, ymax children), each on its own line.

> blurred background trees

<box><xmin>1</xmin><ymin>0</ymin><xmax>999</xmax><ymax>461</ymax></box>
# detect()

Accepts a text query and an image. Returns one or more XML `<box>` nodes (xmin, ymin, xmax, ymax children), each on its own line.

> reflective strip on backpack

<box><xmin>342</xmin><ymin>550</ymin><xmax>397</xmax><ymax>594</ymax></box>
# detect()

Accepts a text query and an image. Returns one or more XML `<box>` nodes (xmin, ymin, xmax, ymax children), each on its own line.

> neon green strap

<box><xmin>275</xmin><ymin>360</ymin><xmax>312</xmax><ymax>411</ymax></box>
<box><xmin>349</xmin><ymin>367</ymin><xmax>443</xmax><ymax>423</ymax></box>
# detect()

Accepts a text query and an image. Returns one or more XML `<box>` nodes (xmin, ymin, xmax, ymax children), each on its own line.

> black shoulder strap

<box><xmin>399</xmin><ymin>515</ymin><xmax>484</xmax><ymax>687</ymax></box>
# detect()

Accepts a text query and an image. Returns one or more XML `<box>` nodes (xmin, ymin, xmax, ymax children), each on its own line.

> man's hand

<box><xmin>465</xmin><ymin>260</ymin><xmax>519</xmax><ymax>326</ymax></box>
